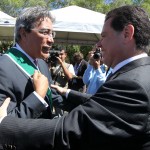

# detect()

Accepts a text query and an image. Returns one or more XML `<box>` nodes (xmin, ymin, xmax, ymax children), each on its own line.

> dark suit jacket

<box><xmin>0</xmin><ymin>51</ymin><xmax>63</xmax><ymax>119</ymax></box>
<box><xmin>0</xmin><ymin>57</ymin><xmax>150</xmax><ymax>150</ymax></box>
<box><xmin>69</xmin><ymin>59</ymin><xmax>88</xmax><ymax>91</ymax></box>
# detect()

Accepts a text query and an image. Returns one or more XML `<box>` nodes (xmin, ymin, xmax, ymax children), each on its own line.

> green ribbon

<box><xmin>6</xmin><ymin>48</ymin><xmax>52</xmax><ymax>109</ymax></box>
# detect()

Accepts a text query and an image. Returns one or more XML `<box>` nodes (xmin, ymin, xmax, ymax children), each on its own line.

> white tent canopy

<box><xmin>50</xmin><ymin>5</ymin><xmax>105</xmax><ymax>45</ymax></box>
<box><xmin>0</xmin><ymin>11</ymin><xmax>16</xmax><ymax>41</ymax></box>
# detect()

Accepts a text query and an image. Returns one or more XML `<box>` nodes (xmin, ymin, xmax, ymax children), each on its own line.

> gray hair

<box><xmin>15</xmin><ymin>6</ymin><xmax>55</xmax><ymax>42</ymax></box>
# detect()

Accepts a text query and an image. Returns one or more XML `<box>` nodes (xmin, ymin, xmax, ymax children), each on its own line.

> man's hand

<box><xmin>92</xmin><ymin>59</ymin><xmax>101</xmax><ymax>69</ymax></box>
<box><xmin>33</xmin><ymin>70</ymin><xmax>49</xmax><ymax>98</ymax></box>
<box><xmin>56</xmin><ymin>56</ymin><xmax>63</xmax><ymax>64</ymax></box>
<box><xmin>51</xmin><ymin>84</ymin><xmax>67</xmax><ymax>95</ymax></box>
<box><xmin>0</xmin><ymin>97</ymin><xmax>10</xmax><ymax>119</ymax></box>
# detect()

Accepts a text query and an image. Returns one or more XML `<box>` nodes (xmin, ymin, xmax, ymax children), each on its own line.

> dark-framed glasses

<box><xmin>31</xmin><ymin>28</ymin><xmax>56</xmax><ymax>38</ymax></box>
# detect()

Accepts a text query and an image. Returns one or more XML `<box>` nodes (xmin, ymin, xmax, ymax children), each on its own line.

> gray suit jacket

<box><xmin>0</xmin><ymin>57</ymin><xmax>150</xmax><ymax>150</ymax></box>
<box><xmin>0</xmin><ymin>52</ymin><xmax>63</xmax><ymax>119</ymax></box>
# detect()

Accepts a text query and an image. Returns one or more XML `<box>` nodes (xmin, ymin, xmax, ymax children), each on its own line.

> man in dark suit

<box><xmin>0</xmin><ymin>6</ymin><xmax>63</xmax><ymax>119</ymax></box>
<box><xmin>69</xmin><ymin>52</ymin><xmax>88</xmax><ymax>92</ymax></box>
<box><xmin>0</xmin><ymin>5</ymin><xmax>150</xmax><ymax>150</ymax></box>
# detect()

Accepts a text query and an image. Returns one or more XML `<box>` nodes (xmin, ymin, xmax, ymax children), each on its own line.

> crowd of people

<box><xmin>0</xmin><ymin>4</ymin><xmax>150</xmax><ymax>150</ymax></box>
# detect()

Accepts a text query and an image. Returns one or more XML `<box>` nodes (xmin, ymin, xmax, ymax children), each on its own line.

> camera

<box><xmin>47</xmin><ymin>50</ymin><xmax>60</xmax><ymax>66</ymax></box>
<box><xmin>93</xmin><ymin>48</ymin><xmax>102</xmax><ymax>59</ymax></box>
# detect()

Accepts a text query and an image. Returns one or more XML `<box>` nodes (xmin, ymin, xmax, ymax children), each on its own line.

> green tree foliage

<box><xmin>0</xmin><ymin>0</ymin><xmax>149</xmax><ymax>21</ymax></box>
<box><xmin>0</xmin><ymin>41</ymin><xmax>13</xmax><ymax>53</ymax></box>
<box><xmin>66</xmin><ymin>45</ymin><xmax>93</xmax><ymax>62</ymax></box>
<box><xmin>108</xmin><ymin>0</ymin><xmax>150</xmax><ymax>16</ymax></box>
<box><xmin>0</xmin><ymin>0</ymin><xmax>22</xmax><ymax>17</ymax></box>
<box><xmin>107</xmin><ymin>0</ymin><xmax>133</xmax><ymax>10</ymax></box>
<box><xmin>0</xmin><ymin>0</ymin><xmax>54</xmax><ymax>17</ymax></box>
<box><xmin>140</xmin><ymin>0</ymin><xmax>150</xmax><ymax>16</ymax></box>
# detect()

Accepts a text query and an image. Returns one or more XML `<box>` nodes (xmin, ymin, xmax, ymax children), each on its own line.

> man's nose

<box><xmin>96</xmin><ymin>40</ymin><xmax>102</xmax><ymax>48</ymax></box>
<box><xmin>47</xmin><ymin>36</ymin><xmax>54</xmax><ymax>43</ymax></box>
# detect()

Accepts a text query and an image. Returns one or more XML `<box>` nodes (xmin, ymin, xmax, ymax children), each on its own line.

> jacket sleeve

<box><xmin>0</xmin><ymin>78</ymin><xmax>149</xmax><ymax>150</ymax></box>
<box><xmin>0</xmin><ymin>74</ymin><xmax>47</xmax><ymax>119</ymax></box>
<box><xmin>0</xmin><ymin>116</ymin><xmax>58</xmax><ymax>150</ymax></box>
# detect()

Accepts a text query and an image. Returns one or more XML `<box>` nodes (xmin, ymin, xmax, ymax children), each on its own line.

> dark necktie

<box><xmin>34</xmin><ymin>59</ymin><xmax>38</xmax><ymax>67</ymax></box>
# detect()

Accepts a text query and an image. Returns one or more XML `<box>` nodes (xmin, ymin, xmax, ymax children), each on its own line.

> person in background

<box><xmin>50</xmin><ymin>47</ymin><xmax>75</xmax><ymax>89</ymax></box>
<box><xmin>83</xmin><ymin>48</ymin><xmax>107</xmax><ymax>94</ymax></box>
<box><xmin>69</xmin><ymin>51</ymin><xmax>88</xmax><ymax>92</ymax></box>
<box><xmin>0</xmin><ymin>6</ymin><xmax>63</xmax><ymax>119</ymax></box>
<box><xmin>0</xmin><ymin>5</ymin><xmax>150</xmax><ymax>150</ymax></box>
<box><xmin>49</xmin><ymin>47</ymin><xmax>75</xmax><ymax>116</ymax></box>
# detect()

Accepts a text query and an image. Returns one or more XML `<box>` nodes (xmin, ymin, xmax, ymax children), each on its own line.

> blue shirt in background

<box><xmin>83</xmin><ymin>64</ymin><xmax>107</xmax><ymax>94</ymax></box>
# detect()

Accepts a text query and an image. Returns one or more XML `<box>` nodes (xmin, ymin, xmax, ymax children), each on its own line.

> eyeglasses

<box><xmin>31</xmin><ymin>28</ymin><xmax>56</xmax><ymax>38</ymax></box>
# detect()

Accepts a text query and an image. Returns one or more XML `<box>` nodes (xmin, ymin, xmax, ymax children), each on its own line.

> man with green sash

<box><xmin>0</xmin><ymin>6</ymin><xmax>64</xmax><ymax>119</ymax></box>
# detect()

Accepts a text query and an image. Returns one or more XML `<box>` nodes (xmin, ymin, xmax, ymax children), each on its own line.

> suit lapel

<box><xmin>108</xmin><ymin>57</ymin><xmax>150</xmax><ymax>81</ymax></box>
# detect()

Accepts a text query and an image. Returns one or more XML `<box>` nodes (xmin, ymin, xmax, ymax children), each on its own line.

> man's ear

<box><xmin>19</xmin><ymin>28</ymin><xmax>27</xmax><ymax>38</ymax></box>
<box><xmin>123</xmin><ymin>24</ymin><xmax>134</xmax><ymax>41</ymax></box>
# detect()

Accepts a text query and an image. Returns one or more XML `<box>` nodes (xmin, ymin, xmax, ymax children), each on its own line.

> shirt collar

<box><xmin>112</xmin><ymin>53</ymin><xmax>148</xmax><ymax>74</ymax></box>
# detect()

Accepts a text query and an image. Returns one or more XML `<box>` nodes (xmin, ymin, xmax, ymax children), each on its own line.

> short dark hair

<box><xmin>105</xmin><ymin>5</ymin><xmax>150</xmax><ymax>52</ymax></box>
<box><xmin>73</xmin><ymin>52</ymin><xmax>83</xmax><ymax>60</ymax></box>
<box><xmin>59</xmin><ymin>46</ymin><xmax>67</xmax><ymax>53</ymax></box>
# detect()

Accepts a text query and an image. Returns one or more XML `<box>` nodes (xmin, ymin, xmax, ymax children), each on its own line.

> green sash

<box><xmin>5</xmin><ymin>48</ymin><xmax>52</xmax><ymax>109</ymax></box>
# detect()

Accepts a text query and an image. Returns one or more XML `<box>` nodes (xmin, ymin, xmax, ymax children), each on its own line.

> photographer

<box><xmin>83</xmin><ymin>48</ymin><xmax>107</xmax><ymax>94</ymax></box>
<box><xmin>48</xmin><ymin>47</ymin><xmax>75</xmax><ymax>116</ymax></box>
<box><xmin>49</xmin><ymin>48</ymin><xmax>75</xmax><ymax>89</ymax></box>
